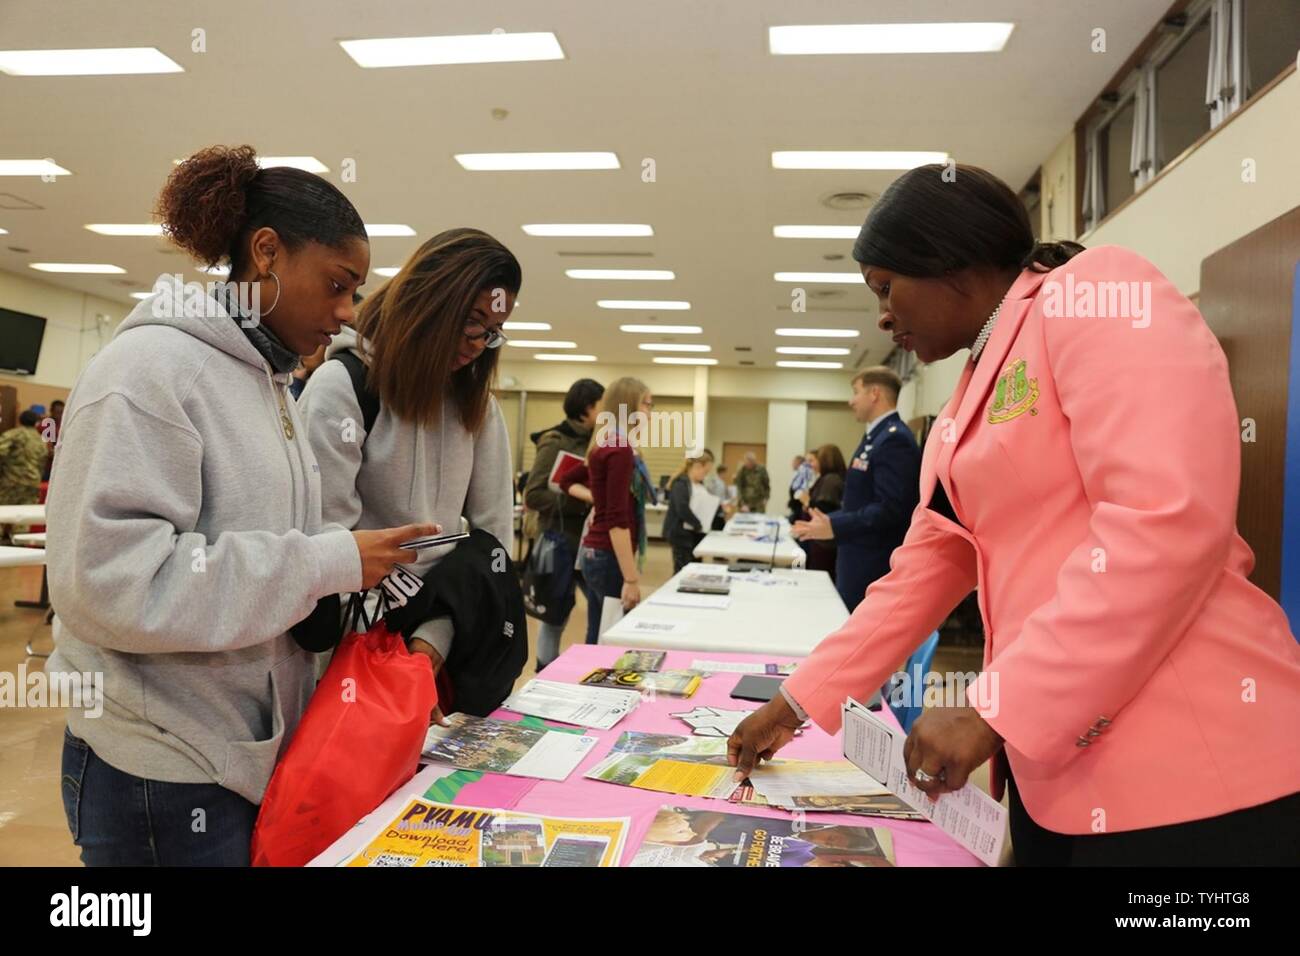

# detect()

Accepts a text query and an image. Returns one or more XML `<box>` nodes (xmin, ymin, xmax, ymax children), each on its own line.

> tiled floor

<box><xmin>0</xmin><ymin>542</ymin><xmax>995</xmax><ymax>867</ymax></box>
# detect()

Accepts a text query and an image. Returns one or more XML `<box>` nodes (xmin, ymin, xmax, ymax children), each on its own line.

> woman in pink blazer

<box><xmin>729</xmin><ymin>164</ymin><xmax>1300</xmax><ymax>866</ymax></box>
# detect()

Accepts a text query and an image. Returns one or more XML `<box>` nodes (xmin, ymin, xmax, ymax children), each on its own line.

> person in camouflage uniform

<box><xmin>0</xmin><ymin>410</ymin><xmax>49</xmax><ymax>541</ymax></box>
<box><xmin>734</xmin><ymin>452</ymin><xmax>771</xmax><ymax>513</ymax></box>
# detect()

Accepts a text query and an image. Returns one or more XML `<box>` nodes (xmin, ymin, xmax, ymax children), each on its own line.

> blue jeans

<box><xmin>536</xmin><ymin>620</ymin><xmax>565</xmax><ymax>669</ymax></box>
<box><xmin>577</xmin><ymin>546</ymin><xmax>624</xmax><ymax>645</ymax></box>
<box><xmin>61</xmin><ymin>726</ymin><xmax>258</xmax><ymax>866</ymax></box>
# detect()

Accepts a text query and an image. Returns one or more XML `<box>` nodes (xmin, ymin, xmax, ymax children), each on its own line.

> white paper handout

<box><xmin>688</xmin><ymin>484</ymin><xmax>721</xmax><ymax>531</ymax></box>
<box><xmin>615</xmin><ymin>618</ymin><xmax>692</xmax><ymax>636</ymax></box>
<box><xmin>502</xmin><ymin>679</ymin><xmax>640</xmax><ymax>730</ymax></box>
<box><xmin>690</xmin><ymin>659</ymin><xmax>797</xmax><ymax>675</ymax></box>
<box><xmin>747</xmin><ymin>761</ymin><xmax>886</xmax><ymax>801</ymax></box>
<box><xmin>646</xmin><ymin>591</ymin><xmax>731</xmax><ymax>610</ymax></box>
<box><xmin>841</xmin><ymin>697</ymin><xmax>1008</xmax><ymax>867</ymax></box>
<box><xmin>670</xmin><ymin>705</ymin><xmax>754</xmax><ymax>738</ymax></box>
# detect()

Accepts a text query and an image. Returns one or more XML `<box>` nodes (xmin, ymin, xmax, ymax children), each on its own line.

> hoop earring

<box><xmin>261</xmin><ymin>270</ymin><xmax>282</xmax><ymax>317</ymax></box>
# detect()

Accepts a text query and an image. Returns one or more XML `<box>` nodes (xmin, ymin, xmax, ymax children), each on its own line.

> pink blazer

<box><xmin>784</xmin><ymin>245</ymin><xmax>1300</xmax><ymax>834</ymax></box>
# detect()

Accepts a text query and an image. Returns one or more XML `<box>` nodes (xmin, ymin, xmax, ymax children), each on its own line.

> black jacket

<box><xmin>661</xmin><ymin>474</ymin><xmax>705</xmax><ymax>546</ymax></box>
<box><xmin>384</xmin><ymin>529</ymin><xmax>528</xmax><ymax>717</ymax></box>
<box><xmin>522</xmin><ymin>419</ymin><xmax>593</xmax><ymax>551</ymax></box>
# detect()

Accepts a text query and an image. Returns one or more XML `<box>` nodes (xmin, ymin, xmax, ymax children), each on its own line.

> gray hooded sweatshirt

<box><xmin>298</xmin><ymin>324</ymin><xmax>514</xmax><ymax>657</ymax></box>
<box><xmin>44</xmin><ymin>274</ymin><xmax>362</xmax><ymax>804</ymax></box>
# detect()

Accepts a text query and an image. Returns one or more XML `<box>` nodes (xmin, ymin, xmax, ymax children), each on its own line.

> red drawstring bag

<box><xmin>251</xmin><ymin>594</ymin><xmax>436</xmax><ymax>867</ymax></box>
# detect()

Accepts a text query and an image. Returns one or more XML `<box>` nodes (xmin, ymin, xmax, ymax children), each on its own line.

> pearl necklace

<box><xmin>970</xmin><ymin>297</ymin><xmax>1005</xmax><ymax>362</ymax></box>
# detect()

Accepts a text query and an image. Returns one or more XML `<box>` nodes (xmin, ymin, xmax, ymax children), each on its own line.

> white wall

<box><xmin>1040</xmin><ymin>131</ymin><xmax>1078</xmax><ymax>242</ymax></box>
<box><xmin>0</xmin><ymin>269</ymin><xmax>131</xmax><ymax>388</ymax></box>
<box><xmin>908</xmin><ymin>353</ymin><xmax>968</xmax><ymax>419</ymax></box>
<box><xmin>765</xmin><ymin>400</ymin><xmax>807</xmax><ymax>516</ymax></box>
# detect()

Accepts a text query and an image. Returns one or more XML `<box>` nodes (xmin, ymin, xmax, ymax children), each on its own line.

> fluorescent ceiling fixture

<box><xmin>85</xmin><ymin>223</ymin><xmax>162</xmax><ymax>236</ymax></box>
<box><xmin>776</xmin><ymin>327</ymin><xmax>859</xmax><ymax>338</ymax></box>
<box><xmin>507</xmin><ymin>340</ymin><xmax>577</xmax><ymax>349</ymax></box>
<box><xmin>503</xmin><ymin>321</ymin><xmax>551</xmax><ymax>331</ymax></box>
<box><xmin>654</xmin><ymin>357</ymin><xmax>717</xmax><ymax>366</ymax></box>
<box><xmin>30</xmin><ymin>262</ymin><xmax>125</xmax><ymax>274</ymax></box>
<box><xmin>773</xmin><ymin>225</ymin><xmax>860</xmax><ymax>239</ymax></box>
<box><xmin>374</xmin><ymin>267</ymin><xmax>401</xmax><ymax>277</ymax></box>
<box><xmin>0</xmin><ymin>159</ymin><xmax>71</xmax><ymax>177</ymax></box>
<box><xmin>340</xmin><ymin>32</ymin><xmax>564</xmax><ymax>68</ymax></box>
<box><xmin>0</xmin><ymin>228</ymin><xmax>8</xmax><ymax>235</ymax></box>
<box><xmin>522</xmin><ymin>223</ymin><xmax>653</xmax><ymax>237</ymax></box>
<box><xmin>536</xmin><ymin>353</ymin><xmax>597</xmax><ymax>362</ymax></box>
<box><xmin>772</xmin><ymin>150</ymin><xmax>948</xmax><ymax>170</ymax></box>
<box><xmin>256</xmin><ymin>156</ymin><xmax>329</xmax><ymax>173</ymax></box>
<box><xmin>130</xmin><ymin>292</ymin><xmax>153</xmax><ymax>299</ymax></box>
<box><xmin>567</xmin><ymin>269</ymin><xmax>674</xmax><ymax>281</ymax></box>
<box><xmin>620</xmin><ymin>324</ymin><xmax>701</xmax><ymax>334</ymax></box>
<box><xmin>777</xmin><ymin>360</ymin><xmax>843</xmax><ymax>369</ymax></box>
<box><xmin>456</xmin><ymin>152</ymin><xmax>619</xmax><ymax>171</ymax></box>
<box><xmin>769</xmin><ymin>23</ymin><xmax>1014</xmax><ymax>56</ymax></box>
<box><xmin>776</xmin><ymin>346</ymin><xmax>852</xmax><ymax>356</ymax></box>
<box><xmin>0</xmin><ymin>47</ymin><xmax>183</xmax><ymax>76</ymax></box>
<box><xmin>365</xmin><ymin>223</ymin><xmax>416</xmax><ymax>237</ymax></box>
<box><xmin>638</xmin><ymin>343</ymin><xmax>710</xmax><ymax>353</ymax></box>
<box><xmin>775</xmin><ymin>271</ymin><xmax>864</xmax><ymax>283</ymax></box>
<box><xmin>598</xmin><ymin>299</ymin><xmax>689</xmax><ymax>310</ymax></box>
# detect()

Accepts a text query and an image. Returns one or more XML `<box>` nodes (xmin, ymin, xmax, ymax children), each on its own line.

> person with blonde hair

<box><xmin>560</xmin><ymin>376</ymin><xmax>655</xmax><ymax>643</ymax></box>
<box><xmin>662</xmin><ymin>453</ymin><xmax>712</xmax><ymax>573</ymax></box>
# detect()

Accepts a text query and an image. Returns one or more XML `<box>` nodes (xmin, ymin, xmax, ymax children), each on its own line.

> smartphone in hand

<box><xmin>397</xmin><ymin>530</ymin><xmax>472</xmax><ymax>550</ymax></box>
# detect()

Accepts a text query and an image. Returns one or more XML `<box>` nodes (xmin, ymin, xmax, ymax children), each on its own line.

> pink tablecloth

<box><xmin>444</xmin><ymin>644</ymin><xmax>980</xmax><ymax>866</ymax></box>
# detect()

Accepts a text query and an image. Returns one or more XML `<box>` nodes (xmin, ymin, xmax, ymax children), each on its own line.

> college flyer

<box><xmin>343</xmin><ymin>799</ymin><xmax>629</xmax><ymax>867</ymax></box>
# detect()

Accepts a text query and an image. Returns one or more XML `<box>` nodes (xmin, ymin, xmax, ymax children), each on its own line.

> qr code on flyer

<box><xmin>371</xmin><ymin>853</ymin><xmax>420</xmax><ymax>867</ymax></box>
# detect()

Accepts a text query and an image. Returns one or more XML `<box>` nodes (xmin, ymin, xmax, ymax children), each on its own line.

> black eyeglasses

<box><xmin>464</xmin><ymin>318</ymin><xmax>508</xmax><ymax>349</ymax></box>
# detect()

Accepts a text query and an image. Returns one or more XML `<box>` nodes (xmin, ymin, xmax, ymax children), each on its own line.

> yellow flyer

<box><xmin>344</xmin><ymin>799</ymin><xmax>629</xmax><ymax>867</ymax></box>
<box><xmin>629</xmin><ymin>759</ymin><xmax>741</xmax><ymax>799</ymax></box>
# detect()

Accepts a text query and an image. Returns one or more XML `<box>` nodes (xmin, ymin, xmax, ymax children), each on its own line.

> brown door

<box><xmin>721</xmin><ymin>442</ymin><xmax>766</xmax><ymax>481</ymax></box>
<box><xmin>1198</xmin><ymin>204</ymin><xmax>1300</xmax><ymax>605</ymax></box>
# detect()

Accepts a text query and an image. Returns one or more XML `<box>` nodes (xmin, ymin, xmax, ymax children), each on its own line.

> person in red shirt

<box><xmin>560</xmin><ymin>377</ymin><xmax>655</xmax><ymax>644</ymax></box>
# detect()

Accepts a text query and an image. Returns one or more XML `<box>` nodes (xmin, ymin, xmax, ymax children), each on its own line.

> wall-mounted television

<box><xmin>0</xmin><ymin>307</ymin><xmax>47</xmax><ymax>375</ymax></box>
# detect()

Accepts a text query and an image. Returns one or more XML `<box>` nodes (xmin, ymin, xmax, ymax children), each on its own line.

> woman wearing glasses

<box><xmin>300</xmin><ymin>228</ymin><xmax>519</xmax><ymax>711</ymax></box>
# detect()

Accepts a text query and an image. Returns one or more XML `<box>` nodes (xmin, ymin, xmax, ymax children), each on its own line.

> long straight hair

<box><xmin>589</xmin><ymin>376</ymin><xmax>649</xmax><ymax>459</ymax></box>
<box><xmin>353</xmin><ymin>228</ymin><xmax>521</xmax><ymax>431</ymax></box>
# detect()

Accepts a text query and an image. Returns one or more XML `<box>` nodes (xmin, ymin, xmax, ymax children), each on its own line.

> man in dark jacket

<box><xmin>792</xmin><ymin>367</ymin><xmax>920</xmax><ymax>612</ymax></box>
<box><xmin>521</xmin><ymin>378</ymin><xmax>604</xmax><ymax>669</ymax></box>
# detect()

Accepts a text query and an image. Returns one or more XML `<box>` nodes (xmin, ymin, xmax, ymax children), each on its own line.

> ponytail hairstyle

<box><xmin>590</xmin><ymin>376</ymin><xmax>650</xmax><ymax>458</ymax></box>
<box><xmin>852</xmin><ymin>163</ymin><xmax>1084</xmax><ymax>278</ymax></box>
<box><xmin>671</xmin><ymin>453</ymin><xmax>709</xmax><ymax>484</ymax></box>
<box><xmin>154</xmin><ymin>144</ymin><xmax>366</xmax><ymax>276</ymax></box>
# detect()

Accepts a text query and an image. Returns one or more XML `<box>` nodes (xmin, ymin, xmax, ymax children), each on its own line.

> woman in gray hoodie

<box><xmin>45</xmin><ymin>146</ymin><xmax>435</xmax><ymax>866</ymax></box>
<box><xmin>300</xmin><ymin>228</ymin><xmax>519</xmax><ymax>724</ymax></box>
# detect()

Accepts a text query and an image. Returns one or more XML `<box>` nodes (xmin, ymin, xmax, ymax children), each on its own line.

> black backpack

<box><xmin>289</xmin><ymin>351</ymin><xmax>381</xmax><ymax>652</ymax></box>
<box><xmin>333</xmin><ymin>350</ymin><xmax>380</xmax><ymax>436</ymax></box>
